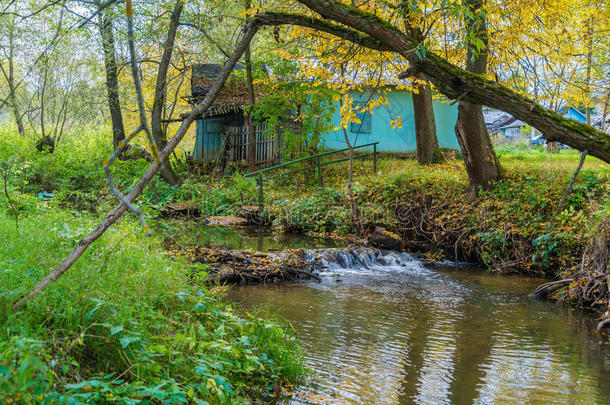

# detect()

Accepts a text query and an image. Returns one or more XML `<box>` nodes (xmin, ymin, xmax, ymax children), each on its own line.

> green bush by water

<box><xmin>0</xmin><ymin>210</ymin><xmax>303</xmax><ymax>403</ymax></box>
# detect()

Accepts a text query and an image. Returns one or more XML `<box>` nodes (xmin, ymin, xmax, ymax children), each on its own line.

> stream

<box><xmin>166</xmin><ymin>223</ymin><xmax>610</xmax><ymax>404</ymax></box>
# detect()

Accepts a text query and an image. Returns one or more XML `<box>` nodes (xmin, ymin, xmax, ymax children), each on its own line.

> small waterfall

<box><xmin>306</xmin><ymin>247</ymin><xmax>416</xmax><ymax>271</ymax></box>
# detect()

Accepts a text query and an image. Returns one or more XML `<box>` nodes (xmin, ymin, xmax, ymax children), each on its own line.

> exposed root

<box><xmin>555</xmin><ymin>217</ymin><xmax>609</xmax><ymax>329</ymax></box>
<box><xmin>393</xmin><ymin>195</ymin><xmax>580</xmax><ymax>275</ymax></box>
<box><xmin>532</xmin><ymin>278</ymin><xmax>573</xmax><ymax>298</ymax></box>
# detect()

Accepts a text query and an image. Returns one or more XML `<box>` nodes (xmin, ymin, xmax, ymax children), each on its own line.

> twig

<box><xmin>597</xmin><ymin>317</ymin><xmax>610</xmax><ymax>331</ymax></box>
<box><xmin>449</xmin><ymin>90</ymin><xmax>470</xmax><ymax>105</ymax></box>
<box><xmin>532</xmin><ymin>278</ymin><xmax>573</xmax><ymax>297</ymax></box>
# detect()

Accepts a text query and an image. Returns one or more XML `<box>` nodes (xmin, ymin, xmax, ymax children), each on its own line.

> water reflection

<box><xmin>157</xmin><ymin>221</ymin><xmax>342</xmax><ymax>251</ymax></box>
<box><xmin>227</xmin><ymin>260</ymin><xmax>610</xmax><ymax>404</ymax></box>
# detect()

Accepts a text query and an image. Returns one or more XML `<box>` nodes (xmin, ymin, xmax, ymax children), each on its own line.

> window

<box><xmin>350</xmin><ymin>102</ymin><xmax>372</xmax><ymax>134</ymax></box>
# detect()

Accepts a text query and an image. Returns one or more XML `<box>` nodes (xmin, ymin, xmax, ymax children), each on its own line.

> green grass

<box><xmin>0</xmin><ymin>208</ymin><xmax>303</xmax><ymax>403</ymax></box>
<box><xmin>173</xmin><ymin>145</ymin><xmax>607</xmax><ymax>276</ymax></box>
<box><xmin>0</xmin><ymin>124</ymin><xmax>608</xmax><ymax>403</ymax></box>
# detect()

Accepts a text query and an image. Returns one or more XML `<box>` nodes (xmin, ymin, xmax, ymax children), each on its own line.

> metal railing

<box><xmin>244</xmin><ymin>142</ymin><xmax>379</xmax><ymax>211</ymax></box>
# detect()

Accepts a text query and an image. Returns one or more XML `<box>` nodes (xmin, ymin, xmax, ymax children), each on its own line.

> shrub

<box><xmin>0</xmin><ymin>211</ymin><xmax>303</xmax><ymax>404</ymax></box>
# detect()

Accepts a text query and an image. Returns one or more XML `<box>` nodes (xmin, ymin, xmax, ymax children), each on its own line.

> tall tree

<box><xmin>0</xmin><ymin>14</ymin><xmax>25</xmax><ymax>135</ymax></box>
<box><xmin>95</xmin><ymin>0</ymin><xmax>126</xmax><ymax>150</ymax></box>
<box><xmin>253</xmin><ymin>1</ymin><xmax>610</xmax><ymax>163</ymax></box>
<box><xmin>244</xmin><ymin>0</ymin><xmax>257</xmax><ymax>171</ymax></box>
<box><xmin>151</xmin><ymin>0</ymin><xmax>183</xmax><ymax>185</ymax></box>
<box><xmin>454</xmin><ymin>0</ymin><xmax>502</xmax><ymax>191</ymax></box>
<box><xmin>401</xmin><ymin>2</ymin><xmax>444</xmax><ymax>164</ymax></box>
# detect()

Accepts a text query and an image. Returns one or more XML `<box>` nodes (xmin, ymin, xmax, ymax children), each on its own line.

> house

<box><xmin>484</xmin><ymin>106</ymin><xmax>587</xmax><ymax>140</ymax></box>
<box><xmin>558</xmin><ymin>106</ymin><xmax>587</xmax><ymax>123</ymax></box>
<box><xmin>191</xmin><ymin>64</ymin><xmax>462</xmax><ymax>167</ymax></box>
<box><xmin>190</xmin><ymin>63</ymin><xmax>301</xmax><ymax>168</ymax></box>
<box><xmin>324</xmin><ymin>89</ymin><xmax>460</xmax><ymax>152</ymax></box>
<box><xmin>484</xmin><ymin>110</ymin><xmax>526</xmax><ymax>139</ymax></box>
<box><xmin>592</xmin><ymin>112</ymin><xmax>609</xmax><ymax>133</ymax></box>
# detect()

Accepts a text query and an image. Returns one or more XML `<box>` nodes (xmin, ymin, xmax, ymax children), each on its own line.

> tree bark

<box><xmin>96</xmin><ymin>2</ymin><xmax>126</xmax><ymax>150</ymax></box>
<box><xmin>262</xmin><ymin>2</ymin><xmax>610</xmax><ymax>163</ymax></box>
<box><xmin>245</xmin><ymin>0</ymin><xmax>257</xmax><ymax>171</ymax></box>
<box><xmin>400</xmin><ymin>3</ymin><xmax>443</xmax><ymax>165</ymax></box>
<box><xmin>412</xmin><ymin>73</ymin><xmax>444</xmax><ymax>164</ymax></box>
<box><xmin>151</xmin><ymin>0</ymin><xmax>183</xmax><ymax>185</ymax></box>
<box><xmin>454</xmin><ymin>0</ymin><xmax>502</xmax><ymax>191</ymax></box>
<box><xmin>601</xmin><ymin>90</ymin><xmax>609</xmax><ymax>133</ymax></box>
<box><xmin>5</xmin><ymin>19</ymin><xmax>24</xmax><ymax>135</ymax></box>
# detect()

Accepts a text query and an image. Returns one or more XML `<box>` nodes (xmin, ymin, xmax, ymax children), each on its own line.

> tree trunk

<box><xmin>584</xmin><ymin>20</ymin><xmax>593</xmax><ymax>126</ymax></box>
<box><xmin>601</xmin><ymin>90</ymin><xmax>609</xmax><ymax>133</ymax></box>
<box><xmin>7</xmin><ymin>21</ymin><xmax>24</xmax><ymax>135</ymax></box>
<box><xmin>400</xmin><ymin>3</ymin><xmax>443</xmax><ymax>165</ymax></box>
<box><xmin>96</xmin><ymin>2</ymin><xmax>126</xmax><ymax>150</ymax></box>
<box><xmin>245</xmin><ymin>0</ymin><xmax>257</xmax><ymax>172</ymax></box>
<box><xmin>412</xmin><ymin>73</ymin><xmax>444</xmax><ymax>164</ymax></box>
<box><xmin>455</xmin><ymin>103</ymin><xmax>501</xmax><ymax>189</ymax></box>
<box><xmin>151</xmin><ymin>0</ymin><xmax>183</xmax><ymax>185</ymax></box>
<box><xmin>454</xmin><ymin>0</ymin><xmax>502</xmax><ymax>191</ymax></box>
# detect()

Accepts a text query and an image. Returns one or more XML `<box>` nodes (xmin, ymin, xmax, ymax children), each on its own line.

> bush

<box><xmin>0</xmin><ymin>211</ymin><xmax>303</xmax><ymax>403</ymax></box>
<box><xmin>279</xmin><ymin>188</ymin><xmax>351</xmax><ymax>234</ymax></box>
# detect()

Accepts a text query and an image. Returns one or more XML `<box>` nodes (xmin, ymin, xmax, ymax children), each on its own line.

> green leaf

<box><xmin>119</xmin><ymin>336</ymin><xmax>139</xmax><ymax>348</ymax></box>
<box><xmin>0</xmin><ymin>365</ymin><xmax>10</xmax><ymax>378</ymax></box>
<box><xmin>85</xmin><ymin>305</ymin><xmax>101</xmax><ymax>321</ymax></box>
<box><xmin>192</xmin><ymin>303</ymin><xmax>207</xmax><ymax>314</ymax></box>
<box><xmin>66</xmin><ymin>379</ymin><xmax>102</xmax><ymax>390</ymax></box>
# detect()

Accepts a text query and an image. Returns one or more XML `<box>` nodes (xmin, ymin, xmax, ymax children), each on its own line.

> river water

<box><xmin>166</xmin><ymin>223</ymin><xmax>610</xmax><ymax>404</ymax></box>
<box><xmin>227</xmin><ymin>250</ymin><xmax>610</xmax><ymax>404</ymax></box>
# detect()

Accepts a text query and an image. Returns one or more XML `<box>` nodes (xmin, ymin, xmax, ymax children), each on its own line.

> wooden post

<box><xmin>317</xmin><ymin>156</ymin><xmax>323</xmax><ymax>188</ymax></box>
<box><xmin>373</xmin><ymin>143</ymin><xmax>377</xmax><ymax>174</ymax></box>
<box><xmin>258</xmin><ymin>172</ymin><xmax>264</xmax><ymax>212</ymax></box>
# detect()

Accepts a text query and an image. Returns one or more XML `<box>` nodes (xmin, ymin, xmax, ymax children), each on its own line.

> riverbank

<box><xmin>170</xmin><ymin>147</ymin><xmax>609</xmax><ymax>326</ymax></box>
<box><xmin>0</xmin><ymin>211</ymin><xmax>303</xmax><ymax>403</ymax></box>
<box><xmin>0</xmin><ymin>124</ymin><xmax>608</xmax><ymax>403</ymax></box>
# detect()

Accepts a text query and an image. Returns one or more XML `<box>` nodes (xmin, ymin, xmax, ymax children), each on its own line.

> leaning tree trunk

<box><xmin>97</xmin><ymin>2</ymin><xmax>126</xmax><ymax>150</ymax></box>
<box><xmin>259</xmin><ymin>3</ymin><xmax>610</xmax><ymax>163</ymax></box>
<box><xmin>151</xmin><ymin>0</ymin><xmax>183</xmax><ymax>185</ymax></box>
<box><xmin>412</xmin><ymin>73</ymin><xmax>444</xmax><ymax>164</ymax></box>
<box><xmin>454</xmin><ymin>0</ymin><xmax>502</xmax><ymax>191</ymax></box>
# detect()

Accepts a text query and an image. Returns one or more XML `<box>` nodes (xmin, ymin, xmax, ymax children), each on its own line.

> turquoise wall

<box><xmin>562</xmin><ymin>107</ymin><xmax>586</xmax><ymax>123</ymax></box>
<box><xmin>324</xmin><ymin>89</ymin><xmax>460</xmax><ymax>151</ymax></box>
<box><xmin>194</xmin><ymin>118</ymin><xmax>225</xmax><ymax>163</ymax></box>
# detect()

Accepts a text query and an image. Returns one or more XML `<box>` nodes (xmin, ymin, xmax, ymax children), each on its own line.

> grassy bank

<box><xmin>161</xmin><ymin>146</ymin><xmax>609</xmax><ymax>319</ymax></box>
<box><xmin>0</xmin><ymin>128</ymin><xmax>304</xmax><ymax>404</ymax></box>
<box><xmin>0</xmin><ymin>210</ymin><xmax>303</xmax><ymax>403</ymax></box>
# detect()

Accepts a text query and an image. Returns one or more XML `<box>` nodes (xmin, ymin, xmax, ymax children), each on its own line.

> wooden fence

<box><xmin>226</xmin><ymin>121</ymin><xmax>301</xmax><ymax>168</ymax></box>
